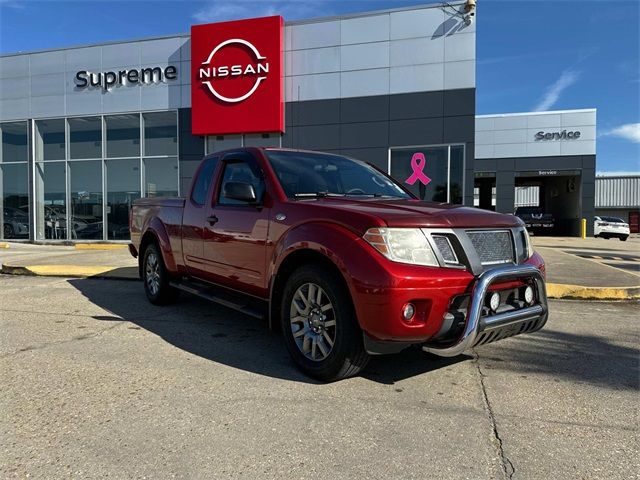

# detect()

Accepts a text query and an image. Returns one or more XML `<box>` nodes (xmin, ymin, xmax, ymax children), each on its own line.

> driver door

<box><xmin>202</xmin><ymin>152</ymin><xmax>270</xmax><ymax>297</ymax></box>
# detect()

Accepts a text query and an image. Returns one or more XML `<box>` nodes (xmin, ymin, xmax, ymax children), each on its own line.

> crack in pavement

<box><xmin>0</xmin><ymin>321</ymin><xmax>127</xmax><ymax>359</ymax></box>
<box><xmin>473</xmin><ymin>350</ymin><xmax>515</xmax><ymax>480</ymax></box>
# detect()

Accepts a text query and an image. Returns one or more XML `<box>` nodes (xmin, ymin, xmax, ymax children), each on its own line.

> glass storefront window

<box><xmin>70</xmin><ymin>161</ymin><xmax>103</xmax><ymax>240</ymax></box>
<box><xmin>35</xmin><ymin>119</ymin><xmax>65</xmax><ymax>161</ymax></box>
<box><xmin>144</xmin><ymin>157</ymin><xmax>178</xmax><ymax>197</ymax></box>
<box><xmin>1</xmin><ymin>122</ymin><xmax>29</xmax><ymax>163</ymax></box>
<box><xmin>389</xmin><ymin>145</ymin><xmax>465</xmax><ymax>204</ymax></box>
<box><xmin>106</xmin><ymin>158</ymin><xmax>140</xmax><ymax>240</ymax></box>
<box><xmin>69</xmin><ymin>117</ymin><xmax>102</xmax><ymax>159</ymax></box>
<box><xmin>35</xmin><ymin>162</ymin><xmax>67</xmax><ymax>240</ymax></box>
<box><xmin>1</xmin><ymin>163</ymin><xmax>29</xmax><ymax>239</ymax></box>
<box><xmin>106</xmin><ymin>114</ymin><xmax>140</xmax><ymax>158</ymax></box>
<box><xmin>143</xmin><ymin>111</ymin><xmax>177</xmax><ymax>157</ymax></box>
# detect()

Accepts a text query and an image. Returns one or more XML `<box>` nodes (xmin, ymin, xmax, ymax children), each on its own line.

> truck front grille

<box><xmin>467</xmin><ymin>230</ymin><xmax>514</xmax><ymax>266</ymax></box>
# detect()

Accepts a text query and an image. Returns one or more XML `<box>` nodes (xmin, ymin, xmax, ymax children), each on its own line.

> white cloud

<box><xmin>533</xmin><ymin>69</ymin><xmax>581</xmax><ymax>112</ymax></box>
<box><xmin>193</xmin><ymin>1</ymin><xmax>327</xmax><ymax>23</ymax></box>
<box><xmin>601</xmin><ymin>123</ymin><xmax>640</xmax><ymax>143</ymax></box>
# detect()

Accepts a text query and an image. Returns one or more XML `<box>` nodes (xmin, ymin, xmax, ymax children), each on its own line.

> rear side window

<box><xmin>191</xmin><ymin>156</ymin><xmax>218</xmax><ymax>206</ymax></box>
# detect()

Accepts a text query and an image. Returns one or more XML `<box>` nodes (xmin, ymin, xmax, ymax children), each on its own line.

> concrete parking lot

<box><xmin>1</xmin><ymin>274</ymin><xmax>638</xmax><ymax>479</ymax></box>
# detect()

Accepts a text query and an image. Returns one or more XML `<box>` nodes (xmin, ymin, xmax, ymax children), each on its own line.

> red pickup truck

<box><xmin>129</xmin><ymin>148</ymin><xmax>548</xmax><ymax>381</ymax></box>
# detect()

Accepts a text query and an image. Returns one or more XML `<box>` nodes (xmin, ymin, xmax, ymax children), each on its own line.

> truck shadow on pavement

<box><xmin>68</xmin><ymin>278</ymin><xmax>466</xmax><ymax>385</ymax></box>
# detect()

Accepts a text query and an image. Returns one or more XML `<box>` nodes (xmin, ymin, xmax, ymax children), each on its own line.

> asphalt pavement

<box><xmin>1</xmin><ymin>275</ymin><xmax>637</xmax><ymax>479</ymax></box>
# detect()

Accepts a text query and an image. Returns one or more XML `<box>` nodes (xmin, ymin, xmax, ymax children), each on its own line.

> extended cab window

<box><xmin>218</xmin><ymin>160</ymin><xmax>265</xmax><ymax>206</ymax></box>
<box><xmin>191</xmin><ymin>156</ymin><xmax>218</xmax><ymax>206</ymax></box>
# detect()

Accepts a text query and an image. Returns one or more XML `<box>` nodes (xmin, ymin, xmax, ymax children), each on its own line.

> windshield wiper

<box><xmin>293</xmin><ymin>192</ymin><xmax>346</xmax><ymax>198</ymax></box>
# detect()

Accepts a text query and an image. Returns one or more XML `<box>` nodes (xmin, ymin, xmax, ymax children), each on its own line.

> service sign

<box><xmin>191</xmin><ymin>16</ymin><xmax>284</xmax><ymax>136</ymax></box>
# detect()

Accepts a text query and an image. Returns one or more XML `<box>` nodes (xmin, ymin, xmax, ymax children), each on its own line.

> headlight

<box><xmin>523</xmin><ymin>228</ymin><xmax>534</xmax><ymax>259</ymax></box>
<box><xmin>363</xmin><ymin>228</ymin><xmax>439</xmax><ymax>266</ymax></box>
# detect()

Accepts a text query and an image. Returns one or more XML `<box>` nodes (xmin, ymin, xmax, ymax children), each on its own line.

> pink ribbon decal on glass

<box><xmin>405</xmin><ymin>153</ymin><xmax>432</xmax><ymax>186</ymax></box>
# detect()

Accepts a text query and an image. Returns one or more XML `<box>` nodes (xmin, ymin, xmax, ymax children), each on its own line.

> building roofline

<box><xmin>476</xmin><ymin>109</ymin><xmax>597</xmax><ymax>118</ymax></box>
<box><xmin>0</xmin><ymin>1</ymin><xmax>462</xmax><ymax>58</ymax></box>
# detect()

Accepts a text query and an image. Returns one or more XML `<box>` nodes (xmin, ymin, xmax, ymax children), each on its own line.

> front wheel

<box><xmin>620</xmin><ymin>235</ymin><xmax>628</xmax><ymax>242</ymax></box>
<box><xmin>280</xmin><ymin>265</ymin><xmax>369</xmax><ymax>382</ymax></box>
<box><xmin>142</xmin><ymin>243</ymin><xmax>179</xmax><ymax>305</ymax></box>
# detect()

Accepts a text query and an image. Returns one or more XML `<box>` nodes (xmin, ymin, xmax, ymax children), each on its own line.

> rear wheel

<box><xmin>142</xmin><ymin>243</ymin><xmax>179</xmax><ymax>305</ymax></box>
<box><xmin>280</xmin><ymin>265</ymin><xmax>369</xmax><ymax>382</ymax></box>
<box><xmin>620</xmin><ymin>235</ymin><xmax>628</xmax><ymax>242</ymax></box>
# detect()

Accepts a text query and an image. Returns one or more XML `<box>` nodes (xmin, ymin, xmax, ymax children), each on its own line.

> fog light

<box><xmin>524</xmin><ymin>286</ymin><xmax>534</xmax><ymax>305</ymax></box>
<box><xmin>489</xmin><ymin>292</ymin><xmax>500</xmax><ymax>312</ymax></box>
<box><xmin>402</xmin><ymin>303</ymin><xmax>415</xmax><ymax>321</ymax></box>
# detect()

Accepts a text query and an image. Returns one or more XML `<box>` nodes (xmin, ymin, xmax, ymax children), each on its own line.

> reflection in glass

<box><xmin>144</xmin><ymin>157</ymin><xmax>178</xmax><ymax>198</ymax></box>
<box><xmin>70</xmin><ymin>161</ymin><xmax>103</xmax><ymax>239</ymax></box>
<box><xmin>390</xmin><ymin>146</ymin><xmax>449</xmax><ymax>202</ymax></box>
<box><xmin>106</xmin><ymin>159</ymin><xmax>140</xmax><ymax>240</ymax></box>
<box><xmin>449</xmin><ymin>145</ymin><xmax>465</xmax><ymax>205</ymax></box>
<box><xmin>69</xmin><ymin>117</ymin><xmax>102</xmax><ymax>159</ymax></box>
<box><xmin>35</xmin><ymin>162</ymin><xmax>67</xmax><ymax>239</ymax></box>
<box><xmin>1</xmin><ymin>163</ymin><xmax>29</xmax><ymax>239</ymax></box>
<box><xmin>106</xmin><ymin>114</ymin><xmax>140</xmax><ymax>158</ymax></box>
<box><xmin>143</xmin><ymin>111</ymin><xmax>177</xmax><ymax>157</ymax></box>
<box><xmin>1</xmin><ymin>121</ymin><xmax>29</xmax><ymax>163</ymax></box>
<box><xmin>35</xmin><ymin>119</ymin><xmax>65</xmax><ymax>161</ymax></box>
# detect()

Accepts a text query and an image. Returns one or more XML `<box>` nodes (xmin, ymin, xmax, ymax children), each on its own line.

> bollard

<box><xmin>581</xmin><ymin>218</ymin><xmax>587</xmax><ymax>239</ymax></box>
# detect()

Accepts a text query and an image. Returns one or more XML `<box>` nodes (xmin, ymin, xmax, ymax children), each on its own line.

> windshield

<box><xmin>599</xmin><ymin>216</ymin><xmax>625</xmax><ymax>223</ymax></box>
<box><xmin>265</xmin><ymin>150</ymin><xmax>411</xmax><ymax>199</ymax></box>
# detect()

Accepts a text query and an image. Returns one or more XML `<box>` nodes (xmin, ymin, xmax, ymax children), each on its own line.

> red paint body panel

<box><xmin>130</xmin><ymin>148</ymin><xmax>546</xmax><ymax>344</ymax></box>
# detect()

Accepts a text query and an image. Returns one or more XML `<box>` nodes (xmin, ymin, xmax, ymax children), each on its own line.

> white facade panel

<box><xmin>290</xmin><ymin>47</ymin><xmax>340</xmax><ymax>76</ymax></box>
<box><xmin>340</xmin><ymin>42</ymin><xmax>389</xmax><ymax>71</ymax></box>
<box><xmin>289</xmin><ymin>20</ymin><xmax>341</xmax><ymax>50</ymax></box>
<box><xmin>390</xmin><ymin>8</ymin><xmax>445</xmax><ymax>40</ymax></box>
<box><xmin>341</xmin><ymin>68</ymin><xmax>389</xmax><ymax>98</ymax></box>
<box><xmin>288</xmin><ymin>73</ymin><xmax>341</xmax><ymax>101</ymax></box>
<box><xmin>475</xmin><ymin>144</ymin><xmax>494</xmax><ymax>158</ymax></box>
<box><xmin>102</xmin><ymin>42</ymin><xmax>140</xmax><ymax>69</ymax></box>
<box><xmin>30</xmin><ymin>94</ymin><xmax>65</xmax><ymax>118</ymax></box>
<box><xmin>476</xmin><ymin>110</ymin><xmax>596</xmax><ymax>158</ymax></box>
<box><xmin>0</xmin><ymin>76</ymin><xmax>29</xmax><ymax>100</ymax></box>
<box><xmin>493</xmin><ymin>128</ymin><xmax>528</xmax><ymax>145</ymax></box>
<box><xmin>30</xmin><ymin>51</ymin><xmax>65</xmax><ymax>74</ymax></box>
<box><xmin>140</xmin><ymin>37</ymin><xmax>184</xmax><ymax>64</ymax></box>
<box><xmin>0</xmin><ymin>55</ymin><xmax>29</xmax><ymax>78</ymax></box>
<box><xmin>495</xmin><ymin>143</ymin><xmax>527</xmax><ymax>158</ymax></box>
<box><xmin>65</xmin><ymin>90</ymin><xmax>102</xmax><ymax>116</ymax></box>
<box><xmin>444</xmin><ymin>60</ymin><xmax>474</xmax><ymax>90</ymax></box>
<box><xmin>475</xmin><ymin>130</ymin><xmax>494</xmax><ymax>145</ymax></box>
<box><xmin>527</xmin><ymin>113</ymin><xmax>561</xmax><ymax>129</ymax></box>
<box><xmin>180</xmin><ymin>83</ymin><xmax>191</xmax><ymax>108</ymax></box>
<box><xmin>140</xmin><ymin>83</ymin><xmax>182</xmax><ymax>110</ymax></box>
<box><xmin>31</xmin><ymin>73</ymin><xmax>65</xmax><ymax>98</ymax></box>
<box><xmin>101</xmin><ymin>85</ymin><xmax>141</xmax><ymax>113</ymax></box>
<box><xmin>0</xmin><ymin>98</ymin><xmax>29</xmax><ymax>120</ymax></box>
<box><xmin>390</xmin><ymin>63</ymin><xmax>444</xmax><ymax>94</ymax></box>
<box><xmin>65</xmin><ymin>47</ymin><xmax>102</xmax><ymax>71</ymax></box>
<box><xmin>389</xmin><ymin>38</ymin><xmax>444</xmax><ymax>67</ymax></box>
<box><xmin>444</xmin><ymin>33</ymin><xmax>475</xmax><ymax>62</ymax></box>
<box><xmin>340</xmin><ymin>14</ymin><xmax>389</xmax><ymax>45</ymax></box>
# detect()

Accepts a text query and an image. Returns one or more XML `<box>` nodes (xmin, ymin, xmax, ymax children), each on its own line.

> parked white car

<box><xmin>594</xmin><ymin>216</ymin><xmax>630</xmax><ymax>241</ymax></box>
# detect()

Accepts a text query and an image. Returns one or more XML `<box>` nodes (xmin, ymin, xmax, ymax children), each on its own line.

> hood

<box><xmin>297</xmin><ymin>197</ymin><xmax>523</xmax><ymax>231</ymax></box>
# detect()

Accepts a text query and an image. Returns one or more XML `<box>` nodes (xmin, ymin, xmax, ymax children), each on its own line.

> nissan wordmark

<box><xmin>129</xmin><ymin>148</ymin><xmax>548</xmax><ymax>381</ymax></box>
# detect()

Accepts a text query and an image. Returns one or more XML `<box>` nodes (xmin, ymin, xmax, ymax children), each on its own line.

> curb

<box><xmin>1</xmin><ymin>264</ymin><xmax>638</xmax><ymax>300</ymax></box>
<box><xmin>74</xmin><ymin>244</ymin><xmax>128</xmax><ymax>251</ymax></box>
<box><xmin>0</xmin><ymin>264</ymin><xmax>138</xmax><ymax>280</ymax></box>
<box><xmin>546</xmin><ymin>283</ymin><xmax>640</xmax><ymax>301</ymax></box>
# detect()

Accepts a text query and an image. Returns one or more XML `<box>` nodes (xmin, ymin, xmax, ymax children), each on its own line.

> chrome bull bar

<box><xmin>423</xmin><ymin>264</ymin><xmax>548</xmax><ymax>357</ymax></box>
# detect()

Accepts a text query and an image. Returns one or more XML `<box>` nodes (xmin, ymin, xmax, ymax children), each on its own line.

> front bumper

<box><xmin>422</xmin><ymin>264</ymin><xmax>548</xmax><ymax>357</ymax></box>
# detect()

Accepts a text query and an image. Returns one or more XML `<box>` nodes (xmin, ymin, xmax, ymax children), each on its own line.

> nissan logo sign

<box><xmin>535</xmin><ymin>130</ymin><xmax>581</xmax><ymax>141</ymax></box>
<box><xmin>198</xmin><ymin>38</ymin><xmax>269</xmax><ymax>103</ymax></box>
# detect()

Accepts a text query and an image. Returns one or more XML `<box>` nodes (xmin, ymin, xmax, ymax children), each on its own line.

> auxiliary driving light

<box><xmin>524</xmin><ymin>285</ymin><xmax>535</xmax><ymax>305</ymax></box>
<box><xmin>402</xmin><ymin>303</ymin><xmax>415</xmax><ymax>321</ymax></box>
<box><xmin>489</xmin><ymin>292</ymin><xmax>501</xmax><ymax>312</ymax></box>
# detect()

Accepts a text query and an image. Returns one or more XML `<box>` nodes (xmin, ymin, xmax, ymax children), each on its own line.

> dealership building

<box><xmin>0</xmin><ymin>1</ymin><xmax>607</xmax><ymax>242</ymax></box>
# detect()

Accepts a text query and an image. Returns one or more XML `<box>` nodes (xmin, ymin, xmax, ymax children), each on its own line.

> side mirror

<box><xmin>223</xmin><ymin>181</ymin><xmax>258</xmax><ymax>203</ymax></box>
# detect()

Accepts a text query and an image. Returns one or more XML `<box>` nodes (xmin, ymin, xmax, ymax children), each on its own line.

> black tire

<box><xmin>620</xmin><ymin>236</ymin><xmax>628</xmax><ymax>242</ymax></box>
<box><xmin>280</xmin><ymin>265</ymin><xmax>369</xmax><ymax>382</ymax></box>
<box><xmin>3</xmin><ymin>223</ymin><xmax>14</xmax><ymax>239</ymax></box>
<box><xmin>142</xmin><ymin>243</ymin><xmax>179</xmax><ymax>305</ymax></box>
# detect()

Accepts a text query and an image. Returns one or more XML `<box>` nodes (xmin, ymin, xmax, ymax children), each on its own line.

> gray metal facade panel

<box><xmin>595</xmin><ymin>175</ymin><xmax>640</xmax><ymax>208</ymax></box>
<box><xmin>340</xmin><ymin>121</ymin><xmax>389</xmax><ymax>149</ymax></box>
<box><xmin>389</xmin><ymin>91</ymin><xmax>444</xmax><ymax>120</ymax></box>
<box><xmin>340</xmin><ymin>96</ymin><xmax>390</xmax><ymax>123</ymax></box>
<box><xmin>389</xmin><ymin>117</ymin><xmax>444</xmax><ymax>146</ymax></box>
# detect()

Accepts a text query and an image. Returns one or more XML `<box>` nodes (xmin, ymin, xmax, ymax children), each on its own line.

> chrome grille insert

<box><xmin>467</xmin><ymin>230</ymin><xmax>514</xmax><ymax>265</ymax></box>
<box><xmin>432</xmin><ymin>235</ymin><xmax>458</xmax><ymax>264</ymax></box>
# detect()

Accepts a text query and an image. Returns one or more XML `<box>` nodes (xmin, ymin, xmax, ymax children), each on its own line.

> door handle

<box><xmin>207</xmin><ymin>215</ymin><xmax>219</xmax><ymax>226</ymax></box>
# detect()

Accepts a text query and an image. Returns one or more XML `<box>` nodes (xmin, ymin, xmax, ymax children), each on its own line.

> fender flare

<box><xmin>140</xmin><ymin>217</ymin><xmax>178</xmax><ymax>275</ymax></box>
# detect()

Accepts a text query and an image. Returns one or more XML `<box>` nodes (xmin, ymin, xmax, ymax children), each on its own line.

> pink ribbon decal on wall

<box><xmin>405</xmin><ymin>153</ymin><xmax>432</xmax><ymax>186</ymax></box>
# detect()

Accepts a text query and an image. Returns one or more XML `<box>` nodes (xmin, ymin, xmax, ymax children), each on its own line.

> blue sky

<box><xmin>1</xmin><ymin>0</ymin><xmax>638</xmax><ymax>172</ymax></box>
